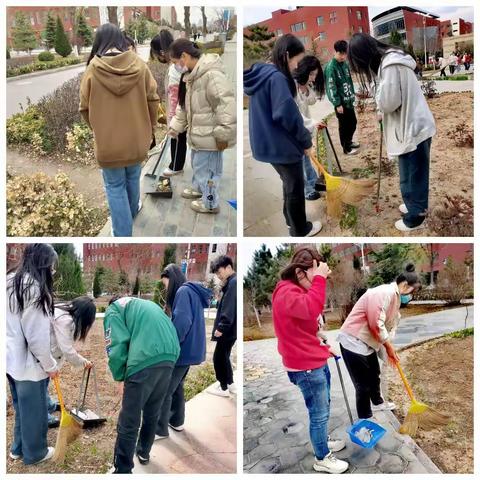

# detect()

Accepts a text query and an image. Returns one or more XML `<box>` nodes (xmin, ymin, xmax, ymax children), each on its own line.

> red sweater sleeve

<box><xmin>283</xmin><ymin>276</ymin><xmax>326</xmax><ymax>323</ymax></box>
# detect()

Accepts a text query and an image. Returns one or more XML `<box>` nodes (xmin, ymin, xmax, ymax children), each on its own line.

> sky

<box><xmin>243</xmin><ymin>5</ymin><xmax>474</xmax><ymax>26</ymax></box>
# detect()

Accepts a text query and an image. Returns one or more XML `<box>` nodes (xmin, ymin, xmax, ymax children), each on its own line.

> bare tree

<box><xmin>421</xmin><ymin>243</ymin><xmax>439</xmax><ymax>288</ymax></box>
<box><xmin>184</xmin><ymin>7</ymin><xmax>191</xmax><ymax>38</ymax></box>
<box><xmin>201</xmin><ymin>6</ymin><xmax>207</xmax><ymax>37</ymax></box>
<box><xmin>107</xmin><ymin>6</ymin><xmax>118</xmax><ymax>26</ymax></box>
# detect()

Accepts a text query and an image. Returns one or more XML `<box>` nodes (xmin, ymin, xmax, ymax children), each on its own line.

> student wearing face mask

<box><xmin>167</xmin><ymin>39</ymin><xmax>236</xmax><ymax>214</ymax></box>
<box><xmin>337</xmin><ymin>263</ymin><xmax>422</xmax><ymax>420</ymax></box>
<box><xmin>150</xmin><ymin>30</ymin><xmax>188</xmax><ymax>177</ymax></box>
<box><xmin>272</xmin><ymin>246</ymin><xmax>348</xmax><ymax>474</ymax></box>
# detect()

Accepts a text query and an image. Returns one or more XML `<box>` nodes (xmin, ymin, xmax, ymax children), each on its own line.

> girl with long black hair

<box><xmin>244</xmin><ymin>34</ymin><xmax>322</xmax><ymax>237</ymax></box>
<box><xmin>293</xmin><ymin>55</ymin><xmax>326</xmax><ymax>201</ymax></box>
<box><xmin>347</xmin><ymin>33</ymin><xmax>436</xmax><ymax>232</ymax></box>
<box><xmin>7</xmin><ymin>244</ymin><xmax>59</xmax><ymax>465</ymax></box>
<box><xmin>150</xmin><ymin>30</ymin><xmax>188</xmax><ymax>176</ymax></box>
<box><xmin>168</xmin><ymin>39</ymin><xmax>236</xmax><ymax>214</ymax></box>
<box><xmin>80</xmin><ymin>23</ymin><xmax>160</xmax><ymax>237</ymax></box>
<box><xmin>156</xmin><ymin>264</ymin><xmax>211</xmax><ymax>438</ymax></box>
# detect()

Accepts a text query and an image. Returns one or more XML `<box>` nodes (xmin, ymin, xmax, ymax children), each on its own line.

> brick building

<box><xmin>246</xmin><ymin>6</ymin><xmax>370</xmax><ymax>60</ymax></box>
<box><xmin>6</xmin><ymin>6</ymin><xmax>177</xmax><ymax>43</ymax></box>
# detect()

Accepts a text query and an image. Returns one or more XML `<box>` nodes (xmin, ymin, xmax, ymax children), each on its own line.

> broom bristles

<box><xmin>52</xmin><ymin>413</ymin><xmax>83</xmax><ymax>463</ymax></box>
<box><xmin>400</xmin><ymin>404</ymin><xmax>450</xmax><ymax>436</ymax></box>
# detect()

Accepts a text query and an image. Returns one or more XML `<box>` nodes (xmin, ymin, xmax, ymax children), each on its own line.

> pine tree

<box><xmin>75</xmin><ymin>9</ymin><xmax>93</xmax><ymax>53</ymax></box>
<box><xmin>137</xmin><ymin>16</ymin><xmax>149</xmax><ymax>44</ymax></box>
<box><xmin>132</xmin><ymin>275</ymin><xmax>140</xmax><ymax>296</ymax></box>
<box><xmin>54</xmin><ymin>15</ymin><xmax>72</xmax><ymax>57</ymax></box>
<box><xmin>389</xmin><ymin>29</ymin><xmax>404</xmax><ymax>47</ymax></box>
<box><xmin>53</xmin><ymin>244</ymin><xmax>85</xmax><ymax>300</ymax></box>
<box><xmin>44</xmin><ymin>11</ymin><xmax>56</xmax><ymax>50</ymax></box>
<box><xmin>92</xmin><ymin>266</ymin><xmax>104</xmax><ymax>298</ymax></box>
<box><xmin>12</xmin><ymin>12</ymin><xmax>37</xmax><ymax>53</ymax></box>
<box><xmin>367</xmin><ymin>244</ymin><xmax>412</xmax><ymax>287</ymax></box>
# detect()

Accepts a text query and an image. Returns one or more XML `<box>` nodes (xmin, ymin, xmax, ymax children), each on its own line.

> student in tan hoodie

<box><xmin>79</xmin><ymin>23</ymin><xmax>159</xmax><ymax>236</ymax></box>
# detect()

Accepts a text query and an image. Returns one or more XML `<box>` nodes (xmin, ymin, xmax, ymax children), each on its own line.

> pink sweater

<box><xmin>340</xmin><ymin>282</ymin><xmax>401</xmax><ymax>351</ymax></box>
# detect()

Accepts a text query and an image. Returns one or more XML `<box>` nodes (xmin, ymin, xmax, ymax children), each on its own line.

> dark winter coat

<box><xmin>212</xmin><ymin>273</ymin><xmax>237</xmax><ymax>341</ymax></box>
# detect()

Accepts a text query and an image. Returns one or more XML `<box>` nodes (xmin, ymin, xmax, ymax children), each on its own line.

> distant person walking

<box><xmin>168</xmin><ymin>39</ymin><xmax>236</xmax><ymax>214</ymax></box>
<box><xmin>80</xmin><ymin>23</ymin><xmax>160</xmax><ymax>237</ymax></box>
<box><xmin>463</xmin><ymin>52</ymin><xmax>472</xmax><ymax>71</ymax></box>
<box><xmin>348</xmin><ymin>33</ymin><xmax>436</xmax><ymax>232</ymax></box>
<box><xmin>244</xmin><ymin>34</ymin><xmax>322</xmax><ymax>237</ymax></box>
<box><xmin>207</xmin><ymin>256</ymin><xmax>237</xmax><ymax>397</ymax></box>
<box><xmin>438</xmin><ymin>56</ymin><xmax>449</xmax><ymax>77</ymax></box>
<box><xmin>325</xmin><ymin>40</ymin><xmax>359</xmax><ymax>155</ymax></box>
<box><xmin>448</xmin><ymin>52</ymin><xmax>457</xmax><ymax>75</ymax></box>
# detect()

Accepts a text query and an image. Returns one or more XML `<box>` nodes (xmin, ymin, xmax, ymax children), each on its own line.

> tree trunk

<box><xmin>201</xmin><ymin>7</ymin><xmax>207</xmax><ymax>37</ymax></box>
<box><xmin>253</xmin><ymin>305</ymin><xmax>261</xmax><ymax>328</ymax></box>
<box><xmin>184</xmin><ymin>7</ymin><xmax>191</xmax><ymax>39</ymax></box>
<box><xmin>107</xmin><ymin>6</ymin><xmax>118</xmax><ymax>26</ymax></box>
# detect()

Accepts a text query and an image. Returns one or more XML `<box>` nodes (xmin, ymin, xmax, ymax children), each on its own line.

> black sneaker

<box><xmin>48</xmin><ymin>418</ymin><xmax>60</xmax><ymax>429</ymax></box>
<box><xmin>136</xmin><ymin>452</ymin><xmax>150</xmax><ymax>465</ymax></box>
<box><xmin>315</xmin><ymin>182</ymin><xmax>327</xmax><ymax>192</ymax></box>
<box><xmin>305</xmin><ymin>191</ymin><xmax>321</xmax><ymax>201</ymax></box>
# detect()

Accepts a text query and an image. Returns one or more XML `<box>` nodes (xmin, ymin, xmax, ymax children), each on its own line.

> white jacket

<box><xmin>295</xmin><ymin>83</ymin><xmax>317</xmax><ymax>134</ymax></box>
<box><xmin>6</xmin><ymin>274</ymin><xmax>57</xmax><ymax>381</ymax></box>
<box><xmin>170</xmin><ymin>54</ymin><xmax>236</xmax><ymax>150</ymax></box>
<box><xmin>375</xmin><ymin>50</ymin><xmax>436</xmax><ymax>155</ymax></box>
<box><xmin>51</xmin><ymin>308</ymin><xmax>88</xmax><ymax>370</ymax></box>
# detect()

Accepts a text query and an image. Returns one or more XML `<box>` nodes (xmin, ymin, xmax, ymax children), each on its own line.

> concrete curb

<box><xmin>6</xmin><ymin>62</ymin><xmax>86</xmax><ymax>82</ymax></box>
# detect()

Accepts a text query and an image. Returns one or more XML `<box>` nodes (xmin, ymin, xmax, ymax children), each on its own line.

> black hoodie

<box><xmin>212</xmin><ymin>273</ymin><xmax>237</xmax><ymax>341</ymax></box>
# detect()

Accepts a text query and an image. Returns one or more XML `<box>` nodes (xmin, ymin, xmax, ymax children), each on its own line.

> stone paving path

<box><xmin>243</xmin><ymin>305</ymin><xmax>474</xmax><ymax>473</ymax></box>
<box><xmin>100</xmin><ymin>36</ymin><xmax>237</xmax><ymax>237</ymax></box>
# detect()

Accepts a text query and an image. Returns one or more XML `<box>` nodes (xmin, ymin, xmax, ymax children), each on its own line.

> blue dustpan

<box><xmin>227</xmin><ymin>199</ymin><xmax>237</xmax><ymax>210</ymax></box>
<box><xmin>334</xmin><ymin>356</ymin><xmax>386</xmax><ymax>449</ymax></box>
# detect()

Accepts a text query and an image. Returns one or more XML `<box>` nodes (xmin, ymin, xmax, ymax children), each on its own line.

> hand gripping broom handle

<box><xmin>334</xmin><ymin>356</ymin><xmax>354</xmax><ymax>425</ymax></box>
<box><xmin>395</xmin><ymin>361</ymin><xmax>416</xmax><ymax>402</ymax></box>
<box><xmin>53</xmin><ymin>376</ymin><xmax>66</xmax><ymax>414</ymax></box>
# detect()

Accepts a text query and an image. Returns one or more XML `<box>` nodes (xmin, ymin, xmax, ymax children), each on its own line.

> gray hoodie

<box><xmin>376</xmin><ymin>50</ymin><xmax>436</xmax><ymax>156</ymax></box>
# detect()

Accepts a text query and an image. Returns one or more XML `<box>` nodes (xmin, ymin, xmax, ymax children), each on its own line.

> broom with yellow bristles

<box><xmin>395</xmin><ymin>361</ymin><xmax>450</xmax><ymax>436</ymax></box>
<box><xmin>52</xmin><ymin>376</ymin><xmax>82</xmax><ymax>463</ymax></box>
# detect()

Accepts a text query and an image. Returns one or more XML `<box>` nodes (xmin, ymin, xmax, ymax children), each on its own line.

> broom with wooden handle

<box><xmin>52</xmin><ymin>376</ymin><xmax>82</xmax><ymax>463</ymax></box>
<box><xmin>395</xmin><ymin>361</ymin><xmax>449</xmax><ymax>436</ymax></box>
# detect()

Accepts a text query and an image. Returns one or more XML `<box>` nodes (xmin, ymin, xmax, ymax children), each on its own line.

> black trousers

<box><xmin>440</xmin><ymin>67</ymin><xmax>447</xmax><ymax>77</ymax></box>
<box><xmin>169</xmin><ymin>131</ymin><xmax>187</xmax><ymax>171</ymax></box>
<box><xmin>156</xmin><ymin>365</ymin><xmax>190</xmax><ymax>436</ymax></box>
<box><xmin>213</xmin><ymin>337</ymin><xmax>236</xmax><ymax>390</ymax></box>
<box><xmin>113</xmin><ymin>364</ymin><xmax>173</xmax><ymax>473</ymax></box>
<box><xmin>271</xmin><ymin>162</ymin><xmax>310</xmax><ymax>237</ymax></box>
<box><xmin>340</xmin><ymin>345</ymin><xmax>383</xmax><ymax>420</ymax></box>
<box><xmin>336</xmin><ymin>106</ymin><xmax>357</xmax><ymax>153</ymax></box>
<box><xmin>449</xmin><ymin>65</ymin><xmax>455</xmax><ymax>75</ymax></box>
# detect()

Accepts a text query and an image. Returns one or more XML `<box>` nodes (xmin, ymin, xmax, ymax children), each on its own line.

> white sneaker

<box><xmin>206</xmin><ymin>383</ymin><xmax>230</xmax><ymax>397</ymax></box>
<box><xmin>372</xmin><ymin>401</ymin><xmax>397</xmax><ymax>411</ymax></box>
<box><xmin>399</xmin><ymin>204</ymin><xmax>408</xmax><ymax>214</ymax></box>
<box><xmin>163</xmin><ymin>167</ymin><xmax>184</xmax><ymax>177</ymax></box>
<box><xmin>137</xmin><ymin>199</ymin><xmax>143</xmax><ymax>213</ymax></box>
<box><xmin>228</xmin><ymin>383</ymin><xmax>237</xmax><ymax>395</ymax></box>
<box><xmin>33</xmin><ymin>447</ymin><xmax>55</xmax><ymax>464</ymax></box>
<box><xmin>107</xmin><ymin>466</ymin><xmax>116</xmax><ymax>474</ymax></box>
<box><xmin>154</xmin><ymin>434</ymin><xmax>168</xmax><ymax>441</ymax></box>
<box><xmin>9</xmin><ymin>452</ymin><xmax>22</xmax><ymax>460</ymax></box>
<box><xmin>395</xmin><ymin>219</ymin><xmax>426</xmax><ymax>232</ymax></box>
<box><xmin>306</xmin><ymin>221</ymin><xmax>322</xmax><ymax>237</ymax></box>
<box><xmin>345</xmin><ymin>148</ymin><xmax>359</xmax><ymax>155</ymax></box>
<box><xmin>313</xmin><ymin>452</ymin><xmax>349</xmax><ymax>474</ymax></box>
<box><xmin>327</xmin><ymin>436</ymin><xmax>346</xmax><ymax>453</ymax></box>
<box><xmin>169</xmin><ymin>423</ymin><xmax>184</xmax><ymax>432</ymax></box>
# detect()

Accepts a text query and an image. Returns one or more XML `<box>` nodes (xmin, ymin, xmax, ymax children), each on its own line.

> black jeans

<box><xmin>271</xmin><ymin>162</ymin><xmax>311</xmax><ymax>237</ymax></box>
<box><xmin>213</xmin><ymin>337</ymin><xmax>236</xmax><ymax>390</ymax></box>
<box><xmin>156</xmin><ymin>365</ymin><xmax>190</xmax><ymax>437</ymax></box>
<box><xmin>398</xmin><ymin>137</ymin><xmax>431</xmax><ymax>227</ymax></box>
<box><xmin>449</xmin><ymin>65</ymin><xmax>455</xmax><ymax>75</ymax></box>
<box><xmin>113</xmin><ymin>364</ymin><xmax>173</xmax><ymax>473</ymax></box>
<box><xmin>440</xmin><ymin>67</ymin><xmax>447</xmax><ymax>77</ymax></box>
<box><xmin>336</xmin><ymin>106</ymin><xmax>357</xmax><ymax>153</ymax></box>
<box><xmin>169</xmin><ymin>131</ymin><xmax>187</xmax><ymax>171</ymax></box>
<box><xmin>340</xmin><ymin>345</ymin><xmax>383</xmax><ymax>419</ymax></box>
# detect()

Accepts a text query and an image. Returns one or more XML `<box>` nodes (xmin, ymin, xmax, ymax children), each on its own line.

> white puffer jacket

<box><xmin>170</xmin><ymin>54</ymin><xmax>236</xmax><ymax>150</ymax></box>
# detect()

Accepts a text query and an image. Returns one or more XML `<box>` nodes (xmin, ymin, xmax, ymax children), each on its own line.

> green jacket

<box><xmin>104</xmin><ymin>298</ymin><xmax>180</xmax><ymax>381</ymax></box>
<box><xmin>324</xmin><ymin>58</ymin><xmax>356</xmax><ymax>109</ymax></box>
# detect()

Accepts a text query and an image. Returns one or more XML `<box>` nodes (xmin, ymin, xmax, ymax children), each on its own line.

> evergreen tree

<box><xmin>137</xmin><ymin>16</ymin><xmax>149</xmax><ymax>44</ymax></box>
<box><xmin>44</xmin><ymin>11</ymin><xmax>56</xmax><ymax>50</ymax></box>
<box><xmin>12</xmin><ymin>12</ymin><xmax>37</xmax><ymax>53</ymax></box>
<box><xmin>367</xmin><ymin>244</ymin><xmax>412</xmax><ymax>287</ymax></box>
<box><xmin>75</xmin><ymin>9</ymin><xmax>93</xmax><ymax>53</ymax></box>
<box><xmin>153</xmin><ymin>244</ymin><xmax>177</xmax><ymax>307</ymax></box>
<box><xmin>54</xmin><ymin>15</ymin><xmax>72</xmax><ymax>57</ymax></box>
<box><xmin>132</xmin><ymin>275</ymin><xmax>140</xmax><ymax>296</ymax></box>
<box><xmin>53</xmin><ymin>244</ymin><xmax>85</xmax><ymax>300</ymax></box>
<box><xmin>118</xmin><ymin>270</ymin><xmax>130</xmax><ymax>293</ymax></box>
<box><xmin>244</xmin><ymin>25</ymin><xmax>274</xmax><ymax>42</ymax></box>
<box><xmin>389</xmin><ymin>29</ymin><xmax>404</xmax><ymax>47</ymax></box>
<box><xmin>92</xmin><ymin>265</ymin><xmax>104</xmax><ymax>298</ymax></box>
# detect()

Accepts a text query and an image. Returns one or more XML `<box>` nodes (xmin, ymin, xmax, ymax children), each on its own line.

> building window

<box><xmin>298</xmin><ymin>36</ymin><xmax>308</xmax><ymax>45</ymax></box>
<box><xmin>374</xmin><ymin>18</ymin><xmax>405</xmax><ymax>37</ymax></box>
<box><xmin>318</xmin><ymin>31</ymin><xmax>327</xmax><ymax>41</ymax></box>
<box><xmin>356</xmin><ymin>10</ymin><xmax>362</xmax><ymax>20</ymax></box>
<box><xmin>276</xmin><ymin>29</ymin><xmax>283</xmax><ymax>36</ymax></box>
<box><xmin>330</xmin><ymin>11</ymin><xmax>337</xmax><ymax>24</ymax></box>
<box><xmin>317</xmin><ymin>16</ymin><xmax>324</xmax><ymax>26</ymax></box>
<box><xmin>290</xmin><ymin>21</ymin><xmax>306</xmax><ymax>32</ymax></box>
<box><xmin>212</xmin><ymin>244</ymin><xmax>217</xmax><ymax>253</ymax></box>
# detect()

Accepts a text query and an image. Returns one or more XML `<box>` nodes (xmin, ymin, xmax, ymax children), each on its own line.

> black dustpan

<box><xmin>144</xmin><ymin>136</ymin><xmax>173</xmax><ymax>198</ymax></box>
<box><xmin>70</xmin><ymin>366</ymin><xmax>107</xmax><ymax>428</ymax></box>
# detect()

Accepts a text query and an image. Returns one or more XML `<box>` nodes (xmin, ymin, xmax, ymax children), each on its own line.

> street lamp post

<box><xmin>423</xmin><ymin>16</ymin><xmax>428</xmax><ymax>67</ymax></box>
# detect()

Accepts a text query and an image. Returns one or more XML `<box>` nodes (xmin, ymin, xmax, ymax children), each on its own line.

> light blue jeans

<box><xmin>303</xmin><ymin>155</ymin><xmax>318</xmax><ymax>197</ymax></box>
<box><xmin>191</xmin><ymin>150</ymin><xmax>223</xmax><ymax>209</ymax></box>
<box><xmin>8</xmin><ymin>375</ymin><xmax>49</xmax><ymax>465</ymax></box>
<box><xmin>102</xmin><ymin>164</ymin><xmax>142</xmax><ymax>237</ymax></box>
<box><xmin>287</xmin><ymin>365</ymin><xmax>331</xmax><ymax>460</ymax></box>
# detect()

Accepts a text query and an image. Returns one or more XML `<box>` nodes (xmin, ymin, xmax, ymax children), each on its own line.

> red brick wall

<box><xmin>420</xmin><ymin>244</ymin><xmax>473</xmax><ymax>273</ymax></box>
<box><xmin>403</xmin><ymin>10</ymin><xmax>442</xmax><ymax>47</ymax></box>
